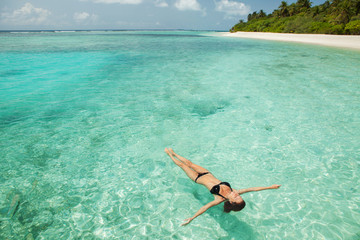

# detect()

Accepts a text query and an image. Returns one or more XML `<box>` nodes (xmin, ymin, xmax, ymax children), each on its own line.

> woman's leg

<box><xmin>165</xmin><ymin>148</ymin><xmax>197</xmax><ymax>181</ymax></box>
<box><xmin>169</xmin><ymin>148</ymin><xmax>210</xmax><ymax>174</ymax></box>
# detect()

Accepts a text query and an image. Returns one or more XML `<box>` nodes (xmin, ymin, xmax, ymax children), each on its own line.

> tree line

<box><xmin>231</xmin><ymin>0</ymin><xmax>360</xmax><ymax>34</ymax></box>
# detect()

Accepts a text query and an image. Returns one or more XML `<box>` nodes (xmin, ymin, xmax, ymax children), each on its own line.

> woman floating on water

<box><xmin>165</xmin><ymin>148</ymin><xmax>281</xmax><ymax>226</ymax></box>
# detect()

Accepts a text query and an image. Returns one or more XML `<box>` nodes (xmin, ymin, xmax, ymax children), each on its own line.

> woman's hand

<box><xmin>181</xmin><ymin>218</ymin><xmax>193</xmax><ymax>226</ymax></box>
<box><xmin>270</xmin><ymin>184</ymin><xmax>281</xmax><ymax>189</ymax></box>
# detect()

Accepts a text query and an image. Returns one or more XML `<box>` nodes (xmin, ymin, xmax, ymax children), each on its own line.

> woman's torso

<box><xmin>195</xmin><ymin>173</ymin><xmax>232</xmax><ymax>199</ymax></box>
<box><xmin>195</xmin><ymin>173</ymin><xmax>220</xmax><ymax>189</ymax></box>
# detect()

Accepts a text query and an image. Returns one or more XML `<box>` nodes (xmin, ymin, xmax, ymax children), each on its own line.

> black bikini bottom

<box><xmin>194</xmin><ymin>172</ymin><xmax>210</xmax><ymax>183</ymax></box>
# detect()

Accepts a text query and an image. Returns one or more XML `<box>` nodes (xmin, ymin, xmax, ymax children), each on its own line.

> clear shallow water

<box><xmin>0</xmin><ymin>31</ymin><xmax>359</xmax><ymax>239</ymax></box>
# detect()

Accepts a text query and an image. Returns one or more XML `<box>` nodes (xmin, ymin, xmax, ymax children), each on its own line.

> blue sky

<box><xmin>0</xmin><ymin>0</ymin><xmax>326</xmax><ymax>30</ymax></box>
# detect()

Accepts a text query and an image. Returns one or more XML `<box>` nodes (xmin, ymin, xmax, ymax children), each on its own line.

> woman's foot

<box><xmin>165</xmin><ymin>148</ymin><xmax>183</xmax><ymax>166</ymax></box>
<box><xmin>164</xmin><ymin>148</ymin><xmax>172</xmax><ymax>156</ymax></box>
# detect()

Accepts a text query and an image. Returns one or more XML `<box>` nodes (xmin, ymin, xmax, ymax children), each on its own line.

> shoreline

<box><xmin>221</xmin><ymin>32</ymin><xmax>360</xmax><ymax>50</ymax></box>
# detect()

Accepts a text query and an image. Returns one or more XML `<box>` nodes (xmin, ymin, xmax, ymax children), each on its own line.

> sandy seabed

<box><xmin>221</xmin><ymin>32</ymin><xmax>360</xmax><ymax>50</ymax></box>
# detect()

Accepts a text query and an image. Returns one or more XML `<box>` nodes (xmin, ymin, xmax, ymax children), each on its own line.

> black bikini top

<box><xmin>210</xmin><ymin>182</ymin><xmax>232</xmax><ymax>199</ymax></box>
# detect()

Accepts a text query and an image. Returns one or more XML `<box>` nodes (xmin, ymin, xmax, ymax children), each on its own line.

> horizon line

<box><xmin>0</xmin><ymin>29</ymin><xmax>228</xmax><ymax>33</ymax></box>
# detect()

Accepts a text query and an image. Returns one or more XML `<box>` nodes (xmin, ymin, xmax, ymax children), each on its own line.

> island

<box><xmin>230</xmin><ymin>0</ymin><xmax>360</xmax><ymax>35</ymax></box>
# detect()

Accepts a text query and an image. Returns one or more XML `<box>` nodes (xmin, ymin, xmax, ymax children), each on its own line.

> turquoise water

<box><xmin>0</xmin><ymin>31</ymin><xmax>359</xmax><ymax>239</ymax></box>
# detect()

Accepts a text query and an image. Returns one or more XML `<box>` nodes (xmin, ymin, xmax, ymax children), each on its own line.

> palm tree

<box><xmin>319</xmin><ymin>0</ymin><xmax>330</xmax><ymax>13</ymax></box>
<box><xmin>296</xmin><ymin>0</ymin><xmax>312</xmax><ymax>10</ymax></box>
<box><xmin>335</xmin><ymin>0</ymin><xmax>352</xmax><ymax>24</ymax></box>
<box><xmin>279</xmin><ymin>1</ymin><xmax>290</xmax><ymax>17</ymax></box>
<box><xmin>258</xmin><ymin>10</ymin><xmax>267</xmax><ymax>18</ymax></box>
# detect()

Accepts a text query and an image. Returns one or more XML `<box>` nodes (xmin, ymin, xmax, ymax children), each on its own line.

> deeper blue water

<box><xmin>0</xmin><ymin>31</ymin><xmax>359</xmax><ymax>239</ymax></box>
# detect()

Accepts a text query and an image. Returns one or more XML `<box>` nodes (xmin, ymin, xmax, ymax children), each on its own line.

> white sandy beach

<box><xmin>222</xmin><ymin>32</ymin><xmax>360</xmax><ymax>50</ymax></box>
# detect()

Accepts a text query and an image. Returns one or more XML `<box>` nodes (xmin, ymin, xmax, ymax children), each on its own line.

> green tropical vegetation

<box><xmin>231</xmin><ymin>0</ymin><xmax>360</xmax><ymax>34</ymax></box>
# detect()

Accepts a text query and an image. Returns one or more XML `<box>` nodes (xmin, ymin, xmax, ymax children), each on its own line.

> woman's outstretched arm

<box><xmin>181</xmin><ymin>199</ymin><xmax>223</xmax><ymax>226</ymax></box>
<box><xmin>236</xmin><ymin>184</ymin><xmax>281</xmax><ymax>195</ymax></box>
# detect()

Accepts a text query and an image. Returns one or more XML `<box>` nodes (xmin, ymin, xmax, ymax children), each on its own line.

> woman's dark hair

<box><xmin>224</xmin><ymin>200</ymin><xmax>246</xmax><ymax>213</ymax></box>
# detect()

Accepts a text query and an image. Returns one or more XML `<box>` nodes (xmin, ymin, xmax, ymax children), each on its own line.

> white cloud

<box><xmin>175</xmin><ymin>0</ymin><xmax>202</xmax><ymax>11</ymax></box>
<box><xmin>91</xmin><ymin>0</ymin><xmax>142</xmax><ymax>4</ymax></box>
<box><xmin>1</xmin><ymin>2</ymin><xmax>51</xmax><ymax>25</ymax></box>
<box><xmin>74</xmin><ymin>12</ymin><xmax>90</xmax><ymax>21</ymax></box>
<box><xmin>73</xmin><ymin>12</ymin><xmax>99</xmax><ymax>23</ymax></box>
<box><xmin>154</xmin><ymin>0</ymin><xmax>168</xmax><ymax>7</ymax></box>
<box><xmin>215</xmin><ymin>0</ymin><xmax>250</xmax><ymax>17</ymax></box>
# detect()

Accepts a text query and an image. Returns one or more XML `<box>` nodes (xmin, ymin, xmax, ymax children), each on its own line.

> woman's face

<box><xmin>229</xmin><ymin>192</ymin><xmax>243</xmax><ymax>204</ymax></box>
